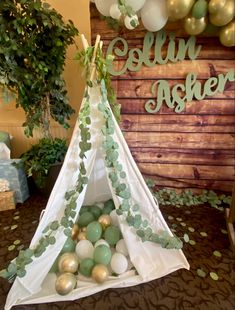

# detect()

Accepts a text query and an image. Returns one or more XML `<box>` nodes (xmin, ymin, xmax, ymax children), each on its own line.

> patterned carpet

<box><xmin>0</xmin><ymin>193</ymin><xmax>234</xmax><ymax>310</ymax></box>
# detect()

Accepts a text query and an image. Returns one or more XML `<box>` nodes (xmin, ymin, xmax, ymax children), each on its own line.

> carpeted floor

<box><xmin>0</xmin><ymin>193</ymin><xmax>234</xmax><ymax>310</ymax></box>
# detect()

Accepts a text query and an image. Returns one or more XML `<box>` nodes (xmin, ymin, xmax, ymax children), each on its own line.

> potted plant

<box><xmin>0</xmin><ymin>0</ymin><xmax>79</xmax><ymax>193</ymax></box>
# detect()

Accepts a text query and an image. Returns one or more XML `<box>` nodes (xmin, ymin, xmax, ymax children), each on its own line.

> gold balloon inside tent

<box><xmin>167</xmin><ymin>0</ymin><xmax>195</xmax><ymax>20</ymax></box>
<box><xmin>81</xmin><ymin>227</ymin><xmax>87</xmax><ymax>232</ymax></box>
<box><xmin>184</xmin><ymin>16</ymin><xmax>207</xmax><ymax>35</ymax></box>
<box><xmin>91</xmin><ymin>264</ymin><xmax>109</xmax><ymax>283</ymax></box>
<box><xmin>58</xmin><ymin>253</ymin><xmax>79</xmax><ymax>274</ymax></box>
<box><xmin>209</xmin><ymin>0</ymin><xmax>235</xmax><ymax>27</ymax></box>
<box><xmin>71</xmin><ymin>224</ymin><xmax>80</xmax><ymax>241</ymax></box>
<box><xmin>208</xmin><ymin>0</ymin><xmax>226</xmax><ymax>14</ymax></box>
<box><xmin>55</xmin><ymin>273</ymin><xmax>77</xmax><ymax>295</ymax></box>
<box><xmin>219</xmin><ymin>20</ymin><xmax>235</xmax><ymax>47</ymax></box>
<box><xmin>77</xmin><ymin>231</ymin><xmax>87</xmax><ymax>241</ymax></box>
<box><xmin>98</xmin><ymin>214</ymin><xmax>112</xmax><ymax>230</ymax></box>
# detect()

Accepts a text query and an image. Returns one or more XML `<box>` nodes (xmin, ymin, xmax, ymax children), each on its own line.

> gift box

<box><xmin>0</xmin><ymin>159</ymin><xmax>29</xmax><ymax>203</ymax></box>
<box><xmin>0</xmin><ymin>191</ymin><xmax>15</xmax><ymax>211</ymax></box>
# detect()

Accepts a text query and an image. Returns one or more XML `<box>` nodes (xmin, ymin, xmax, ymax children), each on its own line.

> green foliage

<box><xmin>76</xmin><ymin>46</ymin><xmax>121</xmax><ymax>123</ymax></box>
<box><xmin>98</xmin><ymin>79</ymin><xmax>182</xmax><ymax>250</ymax></box>
<box><xmin>0</xmin><ymin>0</ymin><xmax>78</xmax><ymax>137</ymax></box>
<box><xmin>146</xmin><ymin>184</ymin><xmax>232</xmax><ymax>210</ymax></box>
<box><xmin>20</xmin><ymin>137</ymin><xmax>67</xmax><ymax>188</ymax></box>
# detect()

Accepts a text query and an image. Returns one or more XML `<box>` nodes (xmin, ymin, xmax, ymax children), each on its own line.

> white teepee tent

<box><xmin>4</xmin><ymin>35</ymin><xmax>189</xmax><ymax>310</ymax></box>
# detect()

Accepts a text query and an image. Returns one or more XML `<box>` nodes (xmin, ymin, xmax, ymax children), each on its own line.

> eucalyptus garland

<box><xmin>98</xmin><ymin>80</ymin><xmax>183</xmax><ymax>249</ymax></box>
<box><xmin>0</xmin><ymin>89</ymin><xmax>92</xmax><ymax>283</ymax></box>
<box><xmin>146</xmin><ymin>179</ymin><xmax>232</xmax><ymax>211</ymax></box>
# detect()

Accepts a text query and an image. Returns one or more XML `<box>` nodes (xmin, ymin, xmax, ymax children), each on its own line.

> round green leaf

<box><xmin>213</xmin><ymin>250</ymin><xmax>222</xmax><ymax>258</ymax></box>
<box><xmin>197</xmin><ymin>268</ymin><xmax>206</xmax><ymax>278</ymax></box>
<box><xmin>210</xmin><ymin>272</ymin><xmax>219</xmax><ymax>281</ymax></box>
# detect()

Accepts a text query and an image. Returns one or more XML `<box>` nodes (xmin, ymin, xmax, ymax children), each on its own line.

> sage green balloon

<box><xmin>104</xmin><ymin>226</ymin><xmax>121</xmax><ymax>246</ymax></box>
<box><xmin>102</xmin><ymin>199</ymin><xmax>115</xmax><ymax>215</ymax></box>
<box><xmin>86</xmin><ymin>221</ymin><xmax>102</xmax><ymax>243</ymax></box>
<box><xmin>94</xmin><ymin>245</ymin><xmax>112</xmax><ymax>265</ymax></box>
<box><xmin>60</xmin><ymin>237</ymin><xmax>76</xmax><ymax>254</ymax></box>
<box><xmin>192</xmin><ymin>0</ymin><xmax>208</xmax><ymax>19</ymax></box>
<box><xmin>79</xmin><ymin>205</ymin><xmax>91</xmax><ymax>215</ymax></box>
<box><xmin>90</xmin><ymin>205</ymin><xmax>102</xmax><ymax>219</ymax></box>
<box><xmin>78</xmin><ymin>211</ymin><xmax>95</xmax><ymax>227</ymax></box>
<box><xmin>79</xmin><ymin>258</ymin><xmax>95</xmax><ymax>277</ymax></box>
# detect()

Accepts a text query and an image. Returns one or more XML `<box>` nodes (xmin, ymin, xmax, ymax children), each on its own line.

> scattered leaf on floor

<box><xmin>210</xmin><ymin>272</ymin><xmax>219</xmax><ymax>281</ymax></box>
<box><xmin>8</xmin><ymin>245</ymin><xmax>15</xmax><ymax>251</ymax></box>
<box><xmin>13</xmin><ymin>240</ymin><xmax>21</xmax><ymax>245</ymax></box>
<box><xmin>213</xmin><ymin>250</ymin><xmax>222</xmax><ymax>258</ymax></box>
<box><xmin>188</xmin><ymin>227</ymin><xmax>195</xmax><ymax>232</ymax></box>
<box><xmin>200</xmin><ymin>232</ymin><xmax>208</xmax><ymax>237</ymax></box>
<box><xmin>221</xmin><ymin>229</ymin><xmax>227</xmax><ymax>234</ymax></box>
<box><xmin>11</xmin><ymin>225</ymin><xmax>18</xmax><ymax>230</ymax></box>
<box><xmin>189</xmin><ymin>240</ymin><xmax>196</xmax><ymax>245</ymax></box>
<box><xmin>197</xmin><ymin>268</ymin><xmax>206</xmax><ymax>278</ymax></box>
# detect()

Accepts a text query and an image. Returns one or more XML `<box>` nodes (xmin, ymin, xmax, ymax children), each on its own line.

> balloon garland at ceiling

<box><xmin>91</xmin><ymin>0</ymin><xmax>235</xmax><ymax>47</ymax></box>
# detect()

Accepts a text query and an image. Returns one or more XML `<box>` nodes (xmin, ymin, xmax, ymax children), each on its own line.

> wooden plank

<box><xmin>130</xmin><ymin>148</ymin><xmax>235</xmax><ymax>166</ymax></box>
<box><xmin>119</xmin><ymin>99</ymin><xmax>235</xmax><ymax>115</ymax></box>
<box><xmin>138</xmin><ymin>163</ymin><xmax>234</xmax><ymax>180</ymax></box>
<box><xmin>121</xmin><ymin>114</ymin><xmax>235</xmax><ymax>133</ymax></box>
<box><xmin>114</xmin><ymin>79</ymin><xmax>234</xmax><ymax>99</ymax></box>
<box><xmin>114</xmin><ymin>59</ymin><xmax>234</xmax><ymax>79</ymax></box>
<box><xmin>124</xmin><ymin>132</ymin><xmax>235</xmax><ymax>149</ymax></box>
<box><xmin>142</xmin><ymin>175</ymin><xmax>233</xmax><ymax>192</ymax></box>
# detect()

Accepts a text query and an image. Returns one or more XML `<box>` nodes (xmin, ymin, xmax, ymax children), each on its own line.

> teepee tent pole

<box><xmin>90</xmin><ymin>34</ymin><xmax>101</xmax><ymax>82</ymax></box>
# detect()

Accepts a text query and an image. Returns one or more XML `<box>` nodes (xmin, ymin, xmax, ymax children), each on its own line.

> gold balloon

<box><xmin>91</xmin><ymin>264</ymin><xmax>109</xmax><ymax>283</ymax></box>
<box><xmin>58</xmin><ymin>253</ymin><xmax>79</xmax><ymax>274</ymax></box>
<box><xmin>55</xmin><ymin>272</ymin><xmax>77</xmax><ymax>295</ymax></box>
<box><xmin>81</xmin><ymin>227</ymin><xmax>87</xmax><ymax>232</ymax></box>
<box><xmin>208</xmin><ymin>0</ymin><xmax>226</xmax><ymax>14</ymax></box>
<box><xmin>167</xmin><ymin>0</ymin><xmax>195</xmax><ymax>20</ymax></box>
<box><xmin>77</xmin><ymin>231</ymin><xmax>87</xmax><ymax>241</ymax></box>
<box><xmin>219</xmin><ymin>20</ymin><xmax>235</xmax><ymax>47</ymax></box>
<box><xmin>71</xmin><ymin>224</ymin><xmax>80</xmax><ymax>240</ymax></box>
<box><xmin>98</xmin><ymin>214</ymin><xmax>112</xmax><ymax>230</ymax></box>
<box><xmin>184</xmin><ymin>16</ymin><xmax>207</xmax><ymax>35</ymax></box>
<box><xmin>209</xmin><ymin>0</ymin><xmax>235</xmax><ymax>26</ymax></box>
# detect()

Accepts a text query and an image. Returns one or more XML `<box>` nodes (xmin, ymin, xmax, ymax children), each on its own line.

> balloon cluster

<box><xmin>91</xmin><ymin>0</ymin><xmax>235</xmax><ymax>47</ymax></box>
<box><xmin>49</xmin><ymin>199</ymin><xmax>135</xmax><ymax>296</ymax></box>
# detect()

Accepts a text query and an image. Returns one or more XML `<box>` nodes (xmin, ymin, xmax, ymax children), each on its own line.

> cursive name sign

<box><xmin>106</xmin><ymin>31</ymin><xmax>234</xmax><ymax>113</ymax></box>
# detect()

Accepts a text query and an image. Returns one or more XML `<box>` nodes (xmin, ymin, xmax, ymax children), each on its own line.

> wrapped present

<box><xmin>0</xmin><ymin>191</ymin><xmax>15</xmax><ymax>211</ymax></box>
<box><xmin>0</xmin><ymin>159</ymin><xmax>29</xmax><ymax>203</ymax></box>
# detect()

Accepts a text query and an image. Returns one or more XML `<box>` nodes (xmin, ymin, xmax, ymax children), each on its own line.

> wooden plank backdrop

<box><xmin>90</xmin><ymin>4</ymin><xmax>235</xmax><ymax>193</ymax></box>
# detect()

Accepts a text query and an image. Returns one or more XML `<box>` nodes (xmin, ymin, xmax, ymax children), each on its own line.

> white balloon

<box><xmin>94</xmin><ymin>239</ymin><xmax>110</xmax><ymax>248</ymax></box>
<box><xmin>116</xmin><ymin>239</ymin><xmax>129</xmax><ymax>256</ymax></box>
<box><xmin>126</xmin><ymin>0</ymin><xmax>146</xmax><ymax>12</ymax></box>
<box><xmin>95</xmin><ymin>0</ymin><xmax>117</xmax><ymax>16</ymax></box>
<box><xmin>75</xmin><ymin>240</ymin><xmax>94</xmax><ymax>260</ymax></box>
<box><xmin>124</xmin><ymin>14</ymin><xmax>139</xmax><ymax>30</ymax></box>
<box><xmin>111</xmin><ymin>253</ymin><xmax>128</xmax><ymax>274</ymax></box>
<box><xmin>110</xmin><ymin>4</ymin><xmax>122</xmax><ymax>20</ymax></box>
<box><xmin>140</xmin><ymin>0</ymin><xmax>168</xmax><ymax>32</ymax></box>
